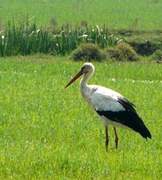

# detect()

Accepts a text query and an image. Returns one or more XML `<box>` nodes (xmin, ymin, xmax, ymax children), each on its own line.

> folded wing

<box><xmin>90</xmin><ymin>86</ymin><xmax>151</xmax><ymax>139</ymax></box>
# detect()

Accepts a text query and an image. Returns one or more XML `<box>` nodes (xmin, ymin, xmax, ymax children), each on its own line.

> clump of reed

<box><xmin>0</xmin><ymin>19</ymin><xmax>122</xmax><ymax>57</ymax></box>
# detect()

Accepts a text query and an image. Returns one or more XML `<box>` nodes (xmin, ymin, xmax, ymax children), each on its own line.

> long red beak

<box><xmin>65</xmin><ymin>70</ymin><xmax>83</xmax><ymax>88</ymax></box>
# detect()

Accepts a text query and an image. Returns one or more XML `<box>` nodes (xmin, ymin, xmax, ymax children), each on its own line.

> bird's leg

<box><xmin>113</xmin><ymin>127</ymin><xmax>118</xmax><ymax>149</ymax></box>
<box><xmin>105</xmin><ymin>126</ymin><xmax>109</xmax><ymax>152</ymax></box>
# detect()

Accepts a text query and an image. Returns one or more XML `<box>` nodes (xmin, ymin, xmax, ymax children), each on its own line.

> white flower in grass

<box><xmin>31</xmin><ymin>31</ymin><xmax>35</xmax><ymax>35</ymax></box>
<box><xmin>82</xmin><ymin>34</ymin><xmax>88</xmax><ymax>38</ymax></box>
<box><xmin>117</xmin><ymin>39</ymin><xmax>123</xmax><ymax>44</ymax></box>
<box><xmin>1</xmin><ymin>35</ymin><xmax>5</xmax><ymax>39</ymax></box>
<box><xmin>79</xmin><ymin>34</ymin><xmax>88</xmax><ymax>39</ymax></box>
<box><xmin>111</xmin><ymin>78</ymin><xmax>116</xmax><ymax>82</ymax></box>
<box><xmin>36</xmin><ymin>29</ymin><xmax>40</xmax><ymax>33</ymax></box>
<box><xmin>96</xmin><ymin>25</ymin><xmax>100</xmax><ymax>31</ymax></box>
<box><xmin>96</xmin><ymin>25</ymin><xmax>101</xmax><ymax>34</ymax></box>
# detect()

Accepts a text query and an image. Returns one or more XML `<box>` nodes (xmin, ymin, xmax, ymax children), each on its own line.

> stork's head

<box><xmin>65</xmin><ymin>62</ymin><xmax>95</xmax><ymax>88</ymax></box>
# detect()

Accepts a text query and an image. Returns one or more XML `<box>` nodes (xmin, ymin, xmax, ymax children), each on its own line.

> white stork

<box><xmin>65</xmin><ymin>62</ymin><xmax>151</xmax><ymax>151</ymax></box>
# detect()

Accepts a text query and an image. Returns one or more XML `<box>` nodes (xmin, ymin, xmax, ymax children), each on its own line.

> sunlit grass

<box><xmin>0</xmin><ymin>0</ymin><xmax>162</xmax><ymax>30</ymax></box>
<box><xmin>0</xmin><ymin>56</ymin><xmax>161</xmax><ymax>179</ymax></box>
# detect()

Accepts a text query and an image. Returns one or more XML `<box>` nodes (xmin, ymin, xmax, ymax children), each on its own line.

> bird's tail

<box><xmin>130</xmin><ymin>112</ymin><xmax>152</xmax><ymax>139</ymax></box>
<box><xmin>138</xmin><ymin>122</ymin><xmax>152</xmax><ymax>139</ymax></box>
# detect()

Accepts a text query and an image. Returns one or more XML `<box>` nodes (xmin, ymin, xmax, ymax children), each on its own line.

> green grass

<box><xmin>0</xmin><ymin>55</ymin><xmax>162</xmax><ymax>179</ymax></box>
<box><xmin>1</xmin><ymin>0</ymin><xmax>162</xmax><ymax>30</ymax></box>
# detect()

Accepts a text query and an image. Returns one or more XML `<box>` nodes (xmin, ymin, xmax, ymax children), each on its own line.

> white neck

<box><xmin>80</xmin><ymin>70</ymin><xmax>94</xmax><ymax>88</ymax></box>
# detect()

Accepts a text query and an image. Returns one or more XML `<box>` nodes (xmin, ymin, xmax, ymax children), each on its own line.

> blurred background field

<box><xmin>0</xmin><ymin>0</ymin><xmax>162</xmax><ymax>30</ymax></box>
<box><xmin>1</xmin><ymin>0</ymin><xmax>162</xmax><ymax>59</ymax></box>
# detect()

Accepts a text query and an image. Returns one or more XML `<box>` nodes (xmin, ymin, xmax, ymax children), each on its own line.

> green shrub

<box><xmin>106</xmin><ymin>42</ymin><xmax>138</xmax><ymax>61</ymax></box>
<box><xmin>71</xmin><ymin>43</ymin><xmax>106</xmax><ymax>61</ymax></box>
<box><xmin>106</xmin><ymin>47</ymin><xmax>122</xmax><ymax>60</ymax></box>
<box><xmin>117</xmin><ymin>42</ymin><xmax>138</xmax><ymax>61</ymax></box>
<box><xmin>128</xmin><ymin>39</ymin><xmax>160</xmax><ymax>56</ymax></box>
<box><xmin>152</xmin><ymin>49</ymin><xmax>162</xmax><ymax>62</ymax></box>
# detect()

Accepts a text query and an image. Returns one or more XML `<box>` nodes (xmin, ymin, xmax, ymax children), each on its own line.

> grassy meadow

<box><xmin>0</xmin><ymin>0</ymin><xmax>162</xmax><ymax>179</ymax></box>
<box><xmin>0</xmin><ymin>0</ymin><xmax>162</xmax><ymax>30</ymax></box>
<box><xmin>0</xmin><ymin>56</ymin><xmax>162</xmax><ymax>179</ymax></box>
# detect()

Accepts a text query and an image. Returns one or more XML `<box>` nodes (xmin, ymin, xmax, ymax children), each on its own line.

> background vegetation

<box><xmin>0</xmin><ymin>22</ymin><xmax>120</xmax><ymax>57</ymax></box>
<box><xmin>1</xmin><ymin>0</ymin><xmax>162</xmax><ymax>30</ymax></box>
<box><xmin>0</xmin><ymin>0</ymin><xmax>162</xmax><ymax>58</ymax></box>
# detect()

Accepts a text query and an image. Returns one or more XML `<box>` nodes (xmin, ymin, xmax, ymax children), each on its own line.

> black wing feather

<box><xmin>96</xmin><ymin>97</ymin><xmax>151</xmax><ymax>139</ymax></box>
<box><xmin>117</xmin><ymin>97</ymin><xmax>136</xmax><ymax>112</ymax></box>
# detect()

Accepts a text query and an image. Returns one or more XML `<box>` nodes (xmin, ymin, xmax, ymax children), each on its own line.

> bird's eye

<box><xmin>81</xmin><ymin>67</ymin><xmax>85</xmax><ymax>72</ymax></box>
